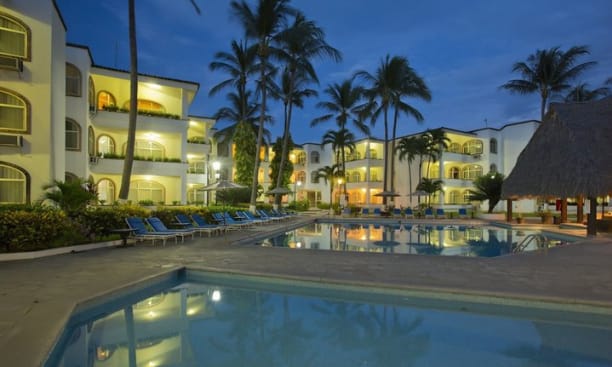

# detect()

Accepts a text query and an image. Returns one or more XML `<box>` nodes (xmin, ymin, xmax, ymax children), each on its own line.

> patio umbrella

<box><xmin>265</xmin><ymin>187</ymin><xmax>292</xmax><ymax>195</ymax></box>
<box><xmin>373</xmin><ymin>191</ymin><xmax>400</xmax><ymax>198</ymax></box>
<box><xmin>198</xmin><ymin>180</ymin><xmax>247</xmax><ymax>191</ymax></box>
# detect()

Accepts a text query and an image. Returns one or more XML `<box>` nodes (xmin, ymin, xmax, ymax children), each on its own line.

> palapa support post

<box><xmin>587</xmin><ymin>197</ymin><xmax>597</xmax><ymax>236</ymax></box>
<box><xmin>506</xmin><ymin>199</ymin><xmax>513</xmax><ymax>222</ymax></box>
<box><xmin>576</xmin><ymin>195</ymin><xmax>584</xmax><ymax>223</ymax></box>
<box><xmin>560</xmin><ymin>198</ymin><xmax>568</xmax><ymax>223</ymax></box>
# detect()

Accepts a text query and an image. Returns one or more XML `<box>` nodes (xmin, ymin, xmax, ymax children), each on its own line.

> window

<box><xmin>187</xmin><ymin>187</ymin><xmax>205</xmax><ymax>204</ymax></box>
<box><xmin>97</xmin><ymin>179</ymin><xmax>115</xmax><ymax>204</ymax></box>
<box><xmin>122</xmin><ymin>99</ymin><xmax>165</xmax><ymax>113</ymax></box>
<box><xmin>88</xmin><ymin>127</ymin><xmax>95</xmax><ymax>156</ymax></box>
<box><xmin>88</xmin><ymin>77</ymin><xmax>95</xmax><ymax>111</ymax></box>
<box><xmin>490</xmin><ymin>164</ymin><xmax>497</xmax><ymax>173</ymax></box>
<box><xmin>369</xmin><ymin>149</ymin><xmax>378</xmax><ymax>159</ymax></box>
<box><xmin>66</xmin><ymin>63</ymin><xmax>82</xmax><ymax>97</ymax></box>
<box><xmin>65</xmin><ymin>119</ymin><xmax>81</xmax><ymax>150</ymax></box>
<box><xmin>97</xmin><ymin>135</ymin><xmax>115</xmax><ymax>155</ymax></box>
<box><xmin>296</xmin><ymin>151</ymin><xmax>306</xmax><ymax>165</ymax></box>
<box><xmin>448</xmin><ymin>142</ymin><xmax>461</xmax><ymax>153</ymax></box>
<box><xmin>125</xmin><ymin>140</ymin><xmax>164</xmax><ymax>160</ymax></box>
<box><xmin>128</xmin><ymin>180</ymin><xmax>165</xmax><ymax>203</ymax></box>
<box><xmin>310</xmin><ymin>170</ymin><xmax>319</xmax><ymax>184</ymax></box>
<box><xmin>0</xmin><ymin>89</ymin><xmax>28</xmax><ymax>132</ymax></box>
<box><xmin>310</xmin><ymin>151</ymin><xmax>320</xmax><ymax>164</ymax></box>
<box><xmin>462</xmin><ymin>165</ymin><xmax>483</xmax><ymax>180</ymax></box>
<box><xmin>462</xmin><ymin>140</ymin><xmax>483</xmax><ymax>155</ymax></box>
<box><xmin>448</xmin><ymin>190</ymin><xmax>461</xmax><ymax>204</ymax></box>
<box><xmin>0</xmin><ymin>163</ymin><xmax>27</xmax><ymax>204</ymax></box>
<box><xmin>97</xmin><ymin>91</ymin><xmax>116</xmax><ymax>110</ymax></box>
<box><xmin>295</xmin><ymin>171</ymin><xmax>306</xmax><ymax>183</ymax></box>
<box><xmin>463</xmin><ymin>190</ymin><xmax>472</xmax><ymax>203</ymax></box>
<box><xmin>350</xmin><ymin>171</ymin><xmax>361</xmax><ymax>183</ymax></box>
<box><xmin>490</xmin><ymin>138</ymin><xmax>498</xmax><ymax>154</ymax></box>
<box><xmin>188</xmin><ymin>160</ymin><xmax>205</xmax><ymax>174</ymax></box>
<box><xmin>0</xmin><ymin>14</ymin><xmax>29</xmax><ymax>60</ymax></box>
<box><xmin>448</xmin><ymin>167</ymin><xmax>460</xmax><ymax>179</ymax></box>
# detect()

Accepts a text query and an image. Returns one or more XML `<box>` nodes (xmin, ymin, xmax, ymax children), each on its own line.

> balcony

<box><xmin>441</xmin><ymin>178</ymin><xmax>474</xmax><ymax>187</ymax></box>
<box><xmin>90</xmin><ymin>157</ymin><xmax>188</xmax><ymax>176</ymax></box>
<box><xmin>92</xmin><ymin>110</ymin><xmax>189</xmax><ymax>133</ymax></box>
<box><xmin>344</xmin><ymin>158</ymin><xmax>384</xmax><ymax>170</ymax></box>
<box><xmin>186</xmin><ymin>141</ymin><xmax>211</xmax><ymax>155</ymax></box>
<box><xmin>442</xmin><ymin>151</ymin><xmax>484</xmax><ymax>163</ymax></box>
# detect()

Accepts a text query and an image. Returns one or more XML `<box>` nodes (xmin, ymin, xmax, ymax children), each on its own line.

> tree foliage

<box><xmin>268</xmin><ymin>136</ymin><xmax>294</xmax><ymax>190</ymax></box>
<box><xmin>42</xmin><ymin>179</ymin><xmax>98</xmax><ymax>217</ymax></box>
<box><xmin>233</xmin><ymin>121</ymin><xmax>258</xmax><ymax>185</ymax></box>
<box><xmin>468</xmin><ymin>172</ymin><xmax>505</xmax><ymax>213</ymax></box>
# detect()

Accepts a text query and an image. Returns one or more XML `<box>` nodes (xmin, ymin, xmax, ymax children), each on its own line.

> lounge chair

<box><xmin>125</xmin><ymin>217</ymin><xmax>178</xmax><ymax>246</ymax></box>
<box><xmin>191</xmin><ymin>214</ymin><xmax>230</xmax><ymax>232</ymax></box>
<box><xmin>373</xmin><ymin>208</ymin><xmax>382</xmax><ymax>216</ymax></box>
<box><xmin>404</xmin><ymin>208</ymin><xmax>415</xmax><ymax>219</ymax></box>
<box><xmin>424</xmin><ymin>208</ymin><xmax>434</xmax><ymax>219</ymax></box>
<box><xmin>257</xmin><ymin>209</ymin><xmax>284</xmax><ymax>222</ymax></box>
<box><xmin>238</xmin><ymin>210</ymin><xmax>269</xmax><ymax>224</ymax></box>
<box><xmin>435</xmin><ymin>208</ymin><xmax>446</xmax><ymax>219</ymax></box>
<box><xmin>392</xmin><ymin>208</ymin><xmax>402</xmax><ymax>217</ymax></box>
<box><xmin>175</xmin><ymin>213</ymin><xmax>219</xmax><ymax>237</ymax></box>
<box><xmin>361</xmin><ymin>207</ymin><xmax>370</xmax><ymax>216</ymax></box>
<box><xmin>213</xmin><ymin>212</ymin><xmax>251</xmax><ymax>228</ymax></box>
<box><xmin>458</xmin><ymin>208</ymin><xmax>469</xmax><ymax>219</ymax></box>
<box><xmin>146</xmin><ymin>217</ymin><xmax>196</xmax><ymax>242</ymax></box>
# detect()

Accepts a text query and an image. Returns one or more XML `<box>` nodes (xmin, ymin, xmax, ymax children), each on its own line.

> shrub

<box><xmin>317</xmin><ymin>202</ymin><xmax>331</xmax><ymax>210</ymax></box>
<box><xmin>0</xmin><ymin>208</ymin><xmax>71</xmax><ymax>252</ymax></box>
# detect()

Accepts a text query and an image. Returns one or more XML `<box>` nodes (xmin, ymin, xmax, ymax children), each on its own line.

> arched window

<box><xmin>122</xmin><ymin>99</ymin><xmax>165</xmax><ymax>113</ymax></box>
<box><xmin>462</xmin><ymin>140</ymin><xmax>483</xmax><ymax>155</ymax></box>
<box><xmin>0</xmin><ymin>88</ymin><xmax>28</xmax><ymax>132</ymax></box>
<box><xmin>448</xmin><ymin>142</ymin><xmax>462</xmax><ymax>153</ymax></box>
<box><xmin>369</xmin><ymin>149</ymin><xmax>378</xmax><ymax>159</ymax></box>
<box><xmin>65</xmin><ymin>119</ymin><xmax>81</xmax><ymax>150</ymax></box>
<box><xmin>128</xmin><ymin>180</ymin><xmax>165</xmax><ymax>203</ymax></box>
<box><xmin>490</xmin><ymin>164</ymin><xmax>497</xmax><ymax>173</ymax></box>
<box><xmin>489</xmin><ymin>138</ymin><xmax>498</xmax><ymax>154</ymax></box>
<box><xmin>462</xmin><ymin>165</ymin><xmax>483</xmax><ymax>180</ymax></box>
<box><xmin>463</xmin><ymin>190</ymin><xmax>472</xmax><ymax>203</ymax></box>
<box><xmin>350</xmin><ymin>171</ymin><xmax>361</xmax><ymax>183</ymax></box>
<box><xmin>0</xmin><ymin>13</ymin><xmax>30</xmax><ymax>60</ymax></box>
<box><xmin>97</xmin><ymin>135</ymin><xmax>115</xmax><ymax>155</ymax></box>
<box><xmin>97</xmin><ymin>91</ymin><xmax>116</xmax><ymax>110</ymax></box>
<box><xmin>310</xmin><ymin>151</ymin><xmax>320</xmax><ymax>164</ymax></box>
<box><xmin>296</xmin><ymin>151</ymin><xmax>306</xmax><ymax>165</ymax></box>
<box><xmin>449</xmin><ymin>190</ymin><xmax>461</xmax><ymax>204</ymax></box>
<box><xmin>295</xmin><ymin>171</ymin><xmax>306</xmax><ymax>183</ymax></box>
<box><xmin>124</xmin><ymin>140</ymin><xmax>164</xmax><ymax>160</ymax></box>
<box><xmin>88</xmin><ymin>127</ymin><xmax>95</xmax><ymax>156</ymax></box>
<box><xmin>0</xmin><ymin>163</ymin><xmax>28</xmax><ymax>204</ymax></box>
<box><xmin>187</xmin><ymin>187</ymin><xmax>204</xmax><ymax>204</ymax></box>
<box><xmin>310</xmin><ymin>170</ymin><xmax>319</xmax><ymax>184</ymax></box>
<box><xmin>97</xmin><ymin>178</ymin><xmax>115</xmax><ymax>204</ymax></box>
<box><xmin>88</xmin><ymin>77</ymin><xmax>95</xmax><ymax>111</ymax></box>
<box><xmin>449</xmin><ymin>167</ymin><xmax>460</xmax><ymax>179</ymax></box>
<box><xmin>65</xmin><ymin>63</ymin><xmax>82</xmax><ymax>97</ymax></box>
<box><xmin>65</xmin><ymin>172</ymin><xmax>78</xmax><ymax>182</ymax></box>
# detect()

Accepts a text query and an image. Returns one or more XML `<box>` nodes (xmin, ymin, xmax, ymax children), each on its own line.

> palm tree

<box><xmin>272</xmin><ymin>13</ymin><xmax>341</xmax><ymax>207</ymax></box>
<box><xmin>118</xmin><ymin>0</ymin><xmax>200</xmax><ymax>201</ymax></box>
<box><xmin>322</xmin><ymin>128</ymin><xmax>355</xmax><ymax>202</ymax></box>
<box><xmin>355</xmin><ymin>55</ymin><xmax>426</xmax><ymax>204</ymax></box>
<box><xmin>396</xmin><ymin>136</ymin><xmax>420</xmax><ymax>206</ymax></box>
<box><xmin>212</xmin><ymin>89</ymin><xmax>271</xmax><ymax>143</ymax></box>
<box><xmin>311</xmin><ymin>79</ymin><xmax>370</xmax><ymax>135</ymax></box>
<box><xmin>230</xmin><ymin>0</ymin><xmax>297</xmax><ymax>213</ymax></box>
<box><xmin>564</xmin><ymin>82</ymin><xmax>609</xmax><ymax>102</ymax></box>
<box><xmin>315</xmin><ymin>164</ymin><xmax>343</xmax><ymax>211</ymax></box>
<box><xmin>501</xmin><ymin>45</ymin><xmax>596</xmax><ymax>121</ymax></box>
<box><xmin>389</xmin><ymin>58</ymin><xmax>430</xmax><ymax>194</ymax></box>
<box><xmin>468</xmin><ymin>172</ymin><xmax>504</xmax><ymax>213</ymax></box>
<box><xmin>423</xmin><ymin>128</ymin><xmax>450</xmax><ymax>177</ymax></box>
<box><xmin>416</xmin><ymin>177</ymin><xmax>443</xmax><ymax>207</ymax></box>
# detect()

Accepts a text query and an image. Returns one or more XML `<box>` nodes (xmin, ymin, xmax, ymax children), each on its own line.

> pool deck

<box><xmin>1</xmin><ymin>214</ymin><xmax>611</xmax><ymax>366</ymax></box>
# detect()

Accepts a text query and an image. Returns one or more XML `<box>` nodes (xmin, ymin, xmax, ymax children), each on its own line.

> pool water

<box><xmin>256</xmin><ymin>222</ymin><xmax>573</xmax><ymax>257</ymax></box>
<box><xmin>49</xmin><ymin>272</ymin><xmax>612</xmax><ymax>367</ymax></box>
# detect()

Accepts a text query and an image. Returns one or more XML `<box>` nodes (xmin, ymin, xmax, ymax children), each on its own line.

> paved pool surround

<box><xmin>0</xmin><ymin>214</ymin><xmax>611</xmax><ymax>366</ymax></box>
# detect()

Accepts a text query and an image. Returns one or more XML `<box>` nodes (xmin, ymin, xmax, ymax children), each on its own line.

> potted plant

<box><xmin>540</xmin><ymin>210</ymin><xmax>553</xmax><ymax>224</ymax></box>
<box><xmin>515</xmin><ymin>213</ymin><xmax>524</xmax><ymax>224</ymax></box>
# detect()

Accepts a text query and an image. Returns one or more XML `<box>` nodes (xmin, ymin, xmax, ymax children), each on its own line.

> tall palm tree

<box><xmin>355</xmin><ymin>55</ymin><xmax>421</xmax><ymax>204</ymax></box>
<box><xmin>119</xmin><ymin>0</ymin><xmax>200</xmax><ymax>201</ymax></box>
<box><xmin>213</xmin><ymin>89</ymin><xmax>271</xmax><ymax>144</ymax></box>
<box><xmin>389</xmin><ymin>58</ymin><xmax>430</xmax><ymax>193</ymax></box>
<box><xmin>315</xmin><ymin>164</ymin><xmax>343</xmax><ymax>210</ymax></box>
<box><xmin>564</xmin><ymin>82</ymin><xmax>609</xmax><ymax>102</ymax></box>
<box><xmin>416</xmin><ymin>177</ymin><xmax>443</xmax><ymax>207</ymax></box>
<box><xmin>311</xmin><ymin>79</ymin><xmax>370</xmax><ymax>135</ymax></box>
<box><xmin>396</xmin><ymin>136</ymin><xmax>420</xmax><ymax>205</ymax></box>
<box><xmin>500</xmin><ymin>45</ymin><xmax>596</xmax><ymax>121</ymax></box>
<box><xmin>272</xmin><ymin>13</ymin><xmax>341</xmax><ymax>207</ymax></box>
<box><xmin>230</xmin><ymin>0</ymin><xmax>297</xmax><ymax>213</ymax></box>
<box><xmin>423</xmin><ymin>128</ymin><xmax>450</xmax><ymax>178</ymax></box>
<box><xmin>321</xmin><ymin>128</ymin><xmax>355</xmax><ymax>201</ymax></box>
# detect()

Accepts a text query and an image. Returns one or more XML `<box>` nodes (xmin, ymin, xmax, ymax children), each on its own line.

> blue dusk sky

<box><xmin>55</xmin><ymin>0</ymin><xmax>612</xmax><ymax>143</ymax></box>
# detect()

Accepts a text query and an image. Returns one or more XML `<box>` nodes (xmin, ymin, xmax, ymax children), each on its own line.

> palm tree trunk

<box><xmin>408</xmin><ymin>159</ymin><xmax>413</xmax><ymax>207</ymax></box>
<box><xmin>540</xmin><ymin>93</ymin><xmax>548</xmax><ymax>122</ymax></box>
<box><xmin>118</xmin><ymin>0</ymin><xmax>138</xmax><ymax>200</ymax></box>
<box><xmin>390</xmin><ymin>106</ymin><xmax>399</xmax><ymax>195</ymax></box>
<box><xmin>382</xmin><ymin>107</ymin><xmax>389</xmax><ymax>206</ymax></box>
<box><xmin>249</xmin><ymin>54</ymin><xmax>267</xmax><ymax>213</ymax></box>
<box><xmin>274</xmin><ymin>73</ymin><xmax>295</xmax><ymax>208</ymax></box>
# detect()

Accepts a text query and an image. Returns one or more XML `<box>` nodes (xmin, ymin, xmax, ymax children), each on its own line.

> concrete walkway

<box><xmin>1</xmin><ymin>215</ymin><xmax>611</xmax><ymax>366</ymax></box>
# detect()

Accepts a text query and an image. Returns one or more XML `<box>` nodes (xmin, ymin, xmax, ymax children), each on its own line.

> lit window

<box><xmin>462</xmin><ymin>140</ymin><xmax>483</xmax><ymax>155</ymax></box>
<box><xmin>0</xmin><ymin>89</ymin><xmax>27</xmax><ymax>132</ymax></box>
<box><xmin>88</xmin><ymin>77</ymin><xmax>95</xmax><ymax>111</ymax></box>
<box><xmin>0</xmin><ymin>14</ymin><xmax>29</xmax><ymax>59</ymax></box>
<box><xmin>122</xmin><ymin>99</ymin><xmax>165</xmax><ymax>113</ymax></box>
<box><xmin>296</xmin><ymin>151</ymin><xmax>306</xmax><ymax>165</ymax></box>
<box><xmin>66</xmin><ymin>63</ymin><xmax>82</xmax><ymax>97</ymax></box>
<box><xmin>97</xmin><ymin>178</ymin><xmax>115</xmax><ymax>204</ymax></box>
<box><xmin>65</xmin><ymin>119</ymin><xmax>81</xmax><ymax>150</ymax></box>
<box><xmin>124</xmin><ymin>140</ymin><xmax>164</xmax><ymax>160</ymax></box>
<box><xmin>0</xmin><ymin>163</ymin><xmax>26</xmax><ymax>204</ymax></box>
<box><xmin>350</xmin><ymin>171</ymin><xmax>361</xmax><ymax>183</ymax></box>
<box><xmin>97</xmin><ymin>91</ymin><xmax>117</xmax><ymax>111</ymax></box>
<box><xmin>448</xmin><ymin>142</ymin><xmax>462</xmax><ymax>153</ymax></box>
<box><xmin>462</xmin><ymin>165</ymin><xmax>482</xmax><ymax>180</ymax></box>
<box><xmin>128</xmin><ymin>180</ymin><xmax>165</xmax><ymax>203</ymax></box>
<box><xmin>97</xmin><ymin>135</ymin><xmax>115</xmax><ymax>155</ymax></box>
<box><xmin>295</xmin><ymin>171</ymin><xmax>306</xmax><ymax>183</ymax></box>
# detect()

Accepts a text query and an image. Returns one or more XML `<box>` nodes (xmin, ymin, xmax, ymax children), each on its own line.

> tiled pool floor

<box><xmin>0</xmin><ymin>216</ymin><xmax>611</xmax><ymax>366</ymax></box>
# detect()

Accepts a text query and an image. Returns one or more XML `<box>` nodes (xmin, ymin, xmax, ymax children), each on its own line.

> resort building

<box><xmin>1</xmin><ymin>0</ymin><xmax>539</xmax><ymax>213</ymax></box>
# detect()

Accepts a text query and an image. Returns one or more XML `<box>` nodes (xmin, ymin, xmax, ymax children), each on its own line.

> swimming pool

<box><xmin>48</xmin><ymin>271</ymin><xmax>612</xmax><ymax>367</ymax></box>
<box><xmin>254</xmin><ymin>222</ymin><xmax>575</xmax><ymax>257</ymax></box>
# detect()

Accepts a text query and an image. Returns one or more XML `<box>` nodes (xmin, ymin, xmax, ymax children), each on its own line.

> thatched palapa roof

<box><xmin>502</xmin><ymin>96</ymin><xmax>612</xmax><ymax>199</ymax></box>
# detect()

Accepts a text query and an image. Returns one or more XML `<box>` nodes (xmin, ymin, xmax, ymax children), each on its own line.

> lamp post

<box><xmin>294</xmin><ymin>180</ymin><xmax>302</xmax><ymax>204</ymax></box>
<box><xmin>212</xmin><ymin>161</ymin><xmax>220</xmax><ymax>204</ymax></box>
